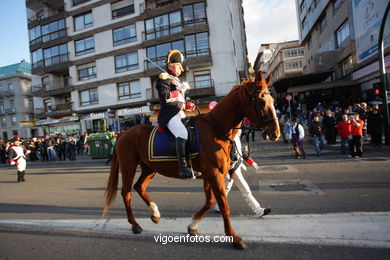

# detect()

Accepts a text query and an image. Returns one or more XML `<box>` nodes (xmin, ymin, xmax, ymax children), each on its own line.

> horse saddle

<box><xmin>148</xmin><ymin>118</ymin><xmax>200</xmax><ymax>162</ymax></box>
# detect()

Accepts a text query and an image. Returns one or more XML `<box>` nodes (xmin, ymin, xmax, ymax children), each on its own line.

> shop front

<box><xmin>36</xmin><ymin>116</ymin><xmax>80</xmax><ymax>136</ymax></box>
<box><xmin>81</xmin><ymin>111</ymin><xmax>119</xmax><ymax>134</ymax></box>
<box><xmin>117</xmin><ymin>106</ymin><xmax>151</xmax><ymax>131</ymax></box>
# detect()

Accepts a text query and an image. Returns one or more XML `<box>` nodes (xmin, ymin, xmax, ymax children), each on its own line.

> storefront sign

<box><xmin>37</xmin><ymin>116</ymin><xmax>79</xmax><ymax>126</ymax></box>
<box><xmin>107</xmin><ymin>111</ymin><xmax>116</xmax><ymax>118</ymax></box>
<box><xmin>90</xmin><ymin>112</ymin><xmax>105</xmax><ymax>119</ymax></box>
<box><xmin>352</xmin><ymin>55</ymin><xmax>390</xmax><ymax>81</ymax></box>
<box><xmin>19</xmin><ymin>121</ymin><xmax>36</xmax><ymax>127</ymax></box>
<box><xmin>117</xmin><ymin>106</ymin><xmax>151</xmax><ymax>116</ymax></box>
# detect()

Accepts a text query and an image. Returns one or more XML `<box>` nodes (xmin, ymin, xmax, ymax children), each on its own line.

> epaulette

<box><xmin>159</xmin><ymin>73</ymin><xmax>170</xmax><ymax>80</ymax></box>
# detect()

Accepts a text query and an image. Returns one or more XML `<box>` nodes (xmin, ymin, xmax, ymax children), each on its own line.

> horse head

<box><xmin>241</xmin><ymin>71</ymin><xmax>280</xmax><ymax>142</ymax></box>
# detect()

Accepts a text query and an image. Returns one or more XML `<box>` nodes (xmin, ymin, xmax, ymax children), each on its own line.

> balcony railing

<box><xmin>2</xmin><ymin>108</ymin><xmax>16</xmax><ymax>114</ymax></box>
<box><xmin>32</xmin><ymin>77</ymin><xmax>72</xmax><ymax>94</ymax></box>
<box><xmin>0</xmin><ymin>90</ymin><xmax>15</xmax><ymax>97</ymax></box>
<box><xmin>189</xmin><ymin>79</ymin><xmax>214</xmax><ymax>89</ymax></box>
<box><xmin>32</xmin><ymin>53</ymin><xmax>69</xmax><ymax>70</ymax></box>
<box><xmin>29</xmin><ymin>28</ymin><xmax>66</xmax><ymax>45</ymax></box>
<box><xmin>142</xmin><ymin>18</ymin><xmax>208</xmax><ymax>42</ymax></box>
<box><xmin>34</xmin><ymin>102</ymin><xmax>73</xmax><ymax>118</ymax></box>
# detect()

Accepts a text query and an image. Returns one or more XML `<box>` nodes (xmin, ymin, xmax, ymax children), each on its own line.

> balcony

<box><xmin>0</xmin><ymin>90</ymin><xmax>15</xmax><ymax>97</ymax></box>
<box><xmin>32</xmin><ymin>53</ymin><xmax>69</xmax><ymax>75</ymax></box>
<box><xmin>32</xmin><ymin>77</ymin><xmax>72</xmax><ymax>97</ymax></box>
<box><xmin>34</xmin><ymin>102</ymin><xmax>73</xmax><ymax>119</ymax></box>
<box><xmin>188</xmin><ymin>79</ymin><xmax>215</xmax><ymax>97</ymax></box>
<box><xmin>2</xmin><ymin>108</ymin><xmax>16</xmax><ymax>115</ymax></box>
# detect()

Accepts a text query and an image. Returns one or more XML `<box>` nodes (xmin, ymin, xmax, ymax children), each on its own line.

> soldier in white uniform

<box><xmin>9</xmin><ymin>137</ymin><xmax>30</xmax><ymax>182</ymax></box>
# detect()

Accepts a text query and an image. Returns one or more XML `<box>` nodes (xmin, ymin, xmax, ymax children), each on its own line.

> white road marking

<box><xmin>0</xmin><ymin>212</ymin><xmax>389</xmax><ymax>248</ymax></box>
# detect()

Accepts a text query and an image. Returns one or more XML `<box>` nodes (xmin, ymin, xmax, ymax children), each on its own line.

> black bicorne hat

<box><xmin>165</xmin><ymin>49</ymin><xmax>188</xmax><ymax>71</ymax></box>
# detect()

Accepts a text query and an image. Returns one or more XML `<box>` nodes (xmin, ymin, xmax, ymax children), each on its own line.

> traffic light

<box><xmin>375</xmin><ymin>88</ymin><xmax>380</xmax><ymax>95</ymax></box>
<box><xmin>373</xmin><ymin>84</ymin><xmax>381</xmax><ymax>96</ymax></box>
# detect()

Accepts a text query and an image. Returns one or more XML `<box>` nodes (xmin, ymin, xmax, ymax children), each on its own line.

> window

<box><xmin>78</xmin><ymin>62</ymin><xmax>96</xmax><ymax>81</ymax></box>
<box><xmin>302</xmin><ymin>17</ymin><xmax>307</xmax><ymax>29</ymax></box>
<box><xmin>193</xmin><ymin>70</ymin><xmax>213</xmax><ymax>89</ymax></box>
<box><xmin>73</xmin><ymin>0</ymin><xmax>91</xmax><ymax>6</ymax></box>
<box><xmin>11</xmin><ymin>116</ymin><xmax>16</xmax><ymax>126</ymax></box>
<box><xmin>336</xmin><ymin>20</ymin><xmax>350</xmax><ymax>48</ymax></box>
<box><xmin>75</xmin><ymin>36</ymin><xmax>94</xmax><ymax>56</ymax></box>
<box><xmin>299</xmin><ymin>0</ymin><xmax>306</xmax><ymax>13</ymax></box>
<box><xmin>74</xmin><ymin>12</ymin><xmax>93</xmax><ymax>31</ymax></box>
<box><xmin>32</xmin><ymin>49</ymin><xmax>43</xmax><ymax>68</ymax></box>
<box><xmin>284</xmin><ymin>49</ymin><xmax>305</xmax><ymax>58</ymax></box>
<box><xmin>44</xmin><ymin>99</ymin><xmax>52</xmax><ymax>111</ymax></box>
<box><xmin>117</xmin><ymin>80</ymin><xmax>141</xmax><ymax>100</ymax></box>
<box><xmin>1</xmin><ymin>118</ymin><xmax>6</xmax><ymax>127</ymax></box>
<box><xmin>10</xmin><ymin>100</ymin><xmax>15</xmax><ymax>112</ymax></box>
<box><xmin>0</xmin><ymin>84</ymin><xmax>2</xmax><ymax>94</ymax></box>
<box><xmin>319</xmin><ymin>15</ymin><xmax>327</xmax><ymax>32</ymax></box>
<box><xmin>115</xmin><ymin>52</ymin><xmax>138</xmax><ymax>72</ymax></box>
<box><xmin>43</xmin><ymin>44</ymin><xmax>68</xmax><ymax>66</ymax></box>
<box><xmin>112</xmin><ymin>0</ymin><xmax>134</xmax><ymax>19</ymax></box>
<box><xmin>185</xmin><ymin>32</ymin><xmax>209</xmax><ymax>57</ymax></box>
<box><xmin>29</xmin><ymin>25</ymin><xmax>41</xmax><ymax>44</ymax></box>
<box><xmin>0</xmin><ymin>101</ymin><xmax>4</xmax><ymax>114</ymax></box>
<box><xmin>113</xmin><ymin>24</ymin><xmax>136</xmax><ymax>46</ymax></box>
<box><xmin>80</xmin><ymin>89</ymin><xmax>99</xmax><ymax>106</ymax></box>
<box><xmin>28</xmin><ymin>99</ymin><xmax>34</xmax><ymax>111</ymax></box>
<box><xmin>285</xmin><ymin>61</ymin><xmax>303</xmax><ymax>70</ymax></box>
<box><xmin>146</xmin><ymin>40</ymin><xmax>185</xmax><ymax>68</ymax></box>
<box><xmin>145</xmin><ymin>11</ymin><xmax>182</xmax><ymax>40</ymax></box>
<box><xmin>333</xmin><ymin>0</ymin><xmax>344</xmax><ymax>12</ymax></box>
<box><xmin>41</xmin><ymin>19</ymin><xmax>66</xmax><ymax>43</ymax></box>
<box><xmin>8</xmin><ymin>83</ymin><xmax>14</xmax><ymax>93</ymax></box>
<box><xmin>183</xmin><ymin>2</ymin><xmax>206</xmax><ymax>27</ymax></box>
<box><xmin>340</xmin><ymin>55</ymin><xmax>353</xmax><ymax>77</ymax></box>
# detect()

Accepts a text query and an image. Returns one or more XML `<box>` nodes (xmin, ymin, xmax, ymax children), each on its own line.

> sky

<box><xmin>0</xmin><ymin>0</ymin><xmax>299</xmax><ymax>67</ymax></box>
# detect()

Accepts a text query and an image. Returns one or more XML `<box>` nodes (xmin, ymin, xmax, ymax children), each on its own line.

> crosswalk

<box><xmin>1</xmin><ymin>212</ymin><xmax>389</xmax><ymax>248</ymax></box>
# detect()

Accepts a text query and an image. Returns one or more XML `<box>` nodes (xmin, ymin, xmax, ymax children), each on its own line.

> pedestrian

<box><xmin>214</xmin><ymin>129</ymin><xmax>271</xmax><ymax>218</ymax></box>
<box><xmin>57</xmin><ymin>135</ymin><xmax>67</xmax><ymax>161</ymax></box>
<box><xmin>66</xmin><ymin>137</ymin><xmax>76</xmax><ymax>161</ymax></box>
<box><xmin>291</xmin><ymin>118</ymin><xmax>306</xmax><ymax>159</ymax></box>
<box><xmin>0</xmin><ymin>140</ymin><xmax>6</xmax><ymax>164</ymax></box>
<box><xmin>337</xmin><ymin>114</ymin><xmax>352</xmax><ymax>155</ymax></box>
<box><xmin>106</xmin><ymin>135</ymin><xmax>117</xmax><ymax>165</ymax></box>
<box><xmin>8</xmin><ymin>136</ymin><xmax>31</xmax><ymax>182</ymax></box>
<box><xmin>283</xmin><ymin>117</ymin><xmax>292</xmax><ymax>144</ymax></box>
<box><xmin>367</xmin><ymin>109</ymin><xmax>383</xmax><ymax>147</ymax></box>
<box><xmin>83</xmin><ymin>132</ymin><xmax>90</xmax><ymax>157</ymax></box>
<box><xmin>350</xmin><ymin>113</ymin><xmax>364</xmax><ymax>158</ymax></box>
<box><xmin>309</xmin><ymin>114</ymin><xmax>325</xmax><ymax>156</ymax></box>
<box><xmin>322</xmin><ymin>109</ymin><xmax>337</xmax><ymax>144</ymax></box>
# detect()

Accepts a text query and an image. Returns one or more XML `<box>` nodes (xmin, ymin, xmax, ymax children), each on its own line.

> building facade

<box><xmin>26</xmin><ymin>0</ymin><xmax>248</xmax><ymax>135</ymax></box>
<box><xmin>0</xmin><ymin>62</ymin><xmax>38</xmax><ymax>140</ymax></box>
<box><xmin>253</xmin><ymin>43</ymin><xmax>277</xmax><ymax>73</ymax></box>
<box><xmin>292</xmin><ymin>0</ymin><xmax>389</xmax><ymax>110</ymax></box>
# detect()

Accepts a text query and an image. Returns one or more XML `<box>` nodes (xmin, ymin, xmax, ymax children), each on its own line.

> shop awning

<box><xmin>272</xmin><ymin>71</ymin><xmax>334</xmax><ymax>93</ymax></box>
<box><xmin>149</xmin><ymin>105</ymin><xmax>211</xmax><ymax>122</ymax></box>
<box><xmin>287</xmin><ymin>80</ymin><xmax>360</xmax><ymax>93</ymax></box>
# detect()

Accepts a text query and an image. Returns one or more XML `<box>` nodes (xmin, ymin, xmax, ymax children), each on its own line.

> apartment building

<box><xmin>253</xmin><ymin>43</ymin><xmax>277</xmax><ymax>73</ymax></box>
<box><xmin>26</xmin><ymin>0</ymin><xmax>248</xmax><ymax>135</ymax></box>
<box><xmin>0</xmin><ymin>62</ymin><xmax>37</xmax><ymax>140</ymax></box>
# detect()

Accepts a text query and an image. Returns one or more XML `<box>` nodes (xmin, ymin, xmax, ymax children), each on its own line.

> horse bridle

<box><xmin>250</xmin><ymin>84</ymin><xmax>278</xmax><ymax>133</ymax></box>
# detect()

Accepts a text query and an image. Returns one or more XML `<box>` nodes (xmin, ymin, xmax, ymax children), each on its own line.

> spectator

<box><xmin>322</xmin><ymin>109</ymin><xmax>337</xmax><ymax>144</ymax></box>
<box><xmin>283</xmin><ymin>117</ymin><xmax>292</xmax><ymax>144</ymax></box>
<box><xmin>0</xmin><ymin>140</ymin><xmax>6</xmax><ymax>164</ymax></box>
<box><xmin>291</xmin><ymin>118</ymin><xmax>306</xmax><ymax>159</ymax></box>
<box><xmin>350</xmin><ymin>113</ymin><xmax>364</xmax><ymax>158</ymax></box>
<box><xmin>66</xmin><ymin>137</ymin><xmax>76</xmax><ymax>161</ymax></box>
<box><xmin>106</xmin><ymin>135</ymin><xmax>117</xmax><ymax>165</ymax></box>
<box><xmin>309</xmin><ymin>114</ymin><xmax>325</xmax><ymax>156</ymax></box>
<box><xmin>337</xmin><ymin>114</ymin><xmax>352</xmax><ymax>155</ymax></box>
<box><xmin>367</xmin><ymin>109</ymin><xmax>383</xmax><ymax>147</ymax></box>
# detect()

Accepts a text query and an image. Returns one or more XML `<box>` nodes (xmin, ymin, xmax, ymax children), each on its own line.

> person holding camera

<box><xmin>350</xmin><ymin>113</ymin><xmax>364</xmax><ymax>158</ymax></box>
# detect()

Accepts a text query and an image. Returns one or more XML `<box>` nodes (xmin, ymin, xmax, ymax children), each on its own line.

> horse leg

<box><xmin>187</xmin><ymin>180</ymin><xmax>215</xmax><ymax>236</ymax></box>
<box><xmin>120</xmin><ymin>164</ymin><xmax>142</xmax><ymax>234</ymax></box>
<box><xmin>134</xmin><ymin>164</ymin><xmax>159</xmax><ymax>223</ymax></box>
<box><xmin>210</xmin><ymin>174</ymin><xmax>247</xmax><ymax>249</ymax></box>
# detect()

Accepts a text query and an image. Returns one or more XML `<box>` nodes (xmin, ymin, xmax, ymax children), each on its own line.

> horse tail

<box><xmin>103</xmin><ymin>142</ymin><xmax>119</xmax><ymax>216</ymax></box>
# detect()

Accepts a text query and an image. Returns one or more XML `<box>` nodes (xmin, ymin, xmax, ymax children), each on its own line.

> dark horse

<box><xmin>103</xmin><ymin>72</ymin><xmax>280</xmax><ymax>249</ymax></box>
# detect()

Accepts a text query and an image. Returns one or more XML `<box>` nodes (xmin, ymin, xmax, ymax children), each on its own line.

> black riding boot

<box><xmin>176</xmin><ymin>137</ymin><xmax>194</xmax><ymax>179</ymax></box>
<box><xmin>21</xmin><ymin>171</ymin><xmax>26</xmax><ymax>182</ymax></box>
<box><xmin>17</xmin><ymin>171</ymin><xmax>22</xmax><ymax>182</ymax></box>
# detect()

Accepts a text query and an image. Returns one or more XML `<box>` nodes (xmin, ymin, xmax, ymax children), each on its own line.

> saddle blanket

<box><xmin>148</xmin><ymin>124</ymin><xmax>200</xmax><ymax>162</ymax></box>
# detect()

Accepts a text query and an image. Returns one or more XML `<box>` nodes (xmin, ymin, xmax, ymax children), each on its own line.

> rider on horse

<box><xmin>156</xmin><ymin>49</ymin><xmax>195</xmax><ymax>179</ymax></box>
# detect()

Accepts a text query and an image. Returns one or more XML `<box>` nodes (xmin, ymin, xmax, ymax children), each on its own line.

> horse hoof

<box><xmin>187</xmin><ymin>227</ymin><xmax>198</xmax><ymax>236</ymax></box>
<box><xmin>233</xmin><ymin>241</ymin><xmax>248</xmax><ymax>250</ymax></box>
<box><xmin>151</xmin><ymin>216</ymin><xmax>160</xmax><ymax>224</ymax></box>
<box><xmin>132</xmin><ymin>225</ymin><xmax>143</xmax><ymax>234</ymax></box>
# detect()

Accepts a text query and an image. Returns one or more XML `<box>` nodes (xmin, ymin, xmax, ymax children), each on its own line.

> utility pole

<box><xmin>378</xmin><ymin>2</ymin><xmax>390</xmax><ymax>145</ymax></box>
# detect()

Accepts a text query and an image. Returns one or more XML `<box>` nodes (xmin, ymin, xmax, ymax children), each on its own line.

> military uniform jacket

<box><xmin>156</xmin><ymin>73</ymin><xmax>186</xmax><ymax>127</ymax></box>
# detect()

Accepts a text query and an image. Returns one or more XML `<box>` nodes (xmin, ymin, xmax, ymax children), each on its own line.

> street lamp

<box><xmin>378</xmin><ymin>2</ymin><xmax>390</xmax><ymax>145</ymax></box>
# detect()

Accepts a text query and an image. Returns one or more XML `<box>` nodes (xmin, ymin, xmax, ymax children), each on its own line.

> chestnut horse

<box><xmin>103</xmin><ymin>72</ymin><xmax>280</xmax><ymax>249</ymax></box>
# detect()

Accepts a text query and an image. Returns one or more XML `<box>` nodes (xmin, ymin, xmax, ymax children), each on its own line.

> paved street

<box><xmin>1</xmin><ymin>138</ymin><xmax>390</xmax><ymax>259</ymax></box>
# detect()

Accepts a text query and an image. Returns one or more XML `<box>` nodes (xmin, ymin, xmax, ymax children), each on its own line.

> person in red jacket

<box><xmin>337</xmin><ymin>114</ymin><xmax>352</xmax><ymax>155</ymax></box>
<box><xmin>350</xmin><ymin>113</ymin><xmax>364</xmax><ymax>158</ymax></box>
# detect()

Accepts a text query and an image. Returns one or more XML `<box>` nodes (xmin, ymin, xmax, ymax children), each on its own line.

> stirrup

<box><xmin>179</xmin><ymin>166</ymin><xmax>195</xmax><ymax>179</ymax></box>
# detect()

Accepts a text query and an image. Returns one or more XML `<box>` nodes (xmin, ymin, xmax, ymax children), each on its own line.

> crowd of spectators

<box><xmin>0</xmin><ymin>133</ymin><xmax>90</xmax><ymax>164</ymax></box>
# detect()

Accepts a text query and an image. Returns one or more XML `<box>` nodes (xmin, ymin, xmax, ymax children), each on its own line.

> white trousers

<box><xmin>167</xmin><ymin>111</ymin><xmax>188</xmax><ymax>140</ymax></box>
